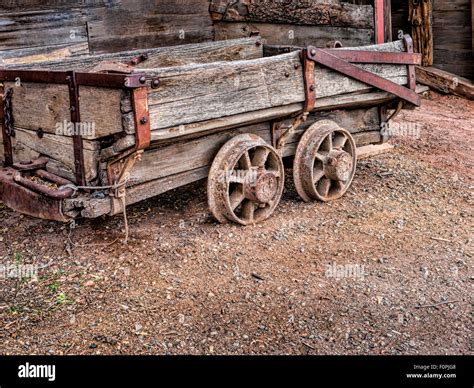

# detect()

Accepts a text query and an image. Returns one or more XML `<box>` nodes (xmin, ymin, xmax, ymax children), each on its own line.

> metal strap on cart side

<box><xmin>301</xmin><ymin>45</ymin><xmax>422</xmax><ymax>108</ymax></box>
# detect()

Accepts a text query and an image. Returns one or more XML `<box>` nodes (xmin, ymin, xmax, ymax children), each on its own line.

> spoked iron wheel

<box><xmin>208</xmin><ymin>134</ymin><xmax>284</xmax><ymax>225</ymax></box>
<box><xmin>293</xmin><ymin>120</ymin><xmax>357</xmax><ymax>202</ymax></box>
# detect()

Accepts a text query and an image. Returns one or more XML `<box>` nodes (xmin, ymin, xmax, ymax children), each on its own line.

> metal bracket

<box><xmin>66</xmin><ymin>71</ymin><xmax>86</xmax><ymax>186</ymax></box>
<box><xmin>271</xmin><ymin>113</ymin><xmax>309</xmax><ymax>152</ymax></box>
<box><xmin>303</xmin><ymin>45</ymin><xmax>421</xmax><ymax>107</ymax></box>
<box><xmin>300</xmin><ymin>49</ymin><xmax>316</xmax><ymax>113</ymax></box>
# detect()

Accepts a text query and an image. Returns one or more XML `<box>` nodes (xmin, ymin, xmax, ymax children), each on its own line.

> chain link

<box><xmin>3</xmin><ymin>87</ymin><xmax>15</xmax><ymax>137</ymax></box>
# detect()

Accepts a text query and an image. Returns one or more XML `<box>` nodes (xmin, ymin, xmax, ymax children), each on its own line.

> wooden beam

<box><xmin>409</xmin><ymin>0</ymin><xmax>433</xmax><ymax>66</ymax></box>
<box><xmin>416</xmin><ymin>66</ymin><xmax>474</xmax><ymax>100</ymax></box>
<box><xmin>375</xmin><ymin>0</ymin><xmax>385</xmax><ymax>44</ymax></box>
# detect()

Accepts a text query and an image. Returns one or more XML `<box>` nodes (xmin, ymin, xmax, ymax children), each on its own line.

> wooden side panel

<box><xmin>136</xmin><ymin>40</ymin><xmax>407</xmax><ymax>135</ymax></box>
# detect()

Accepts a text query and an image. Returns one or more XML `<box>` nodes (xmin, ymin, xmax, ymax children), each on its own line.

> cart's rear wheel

<box><xmin>293</xmin><ymin>120</ymin><xmax>357</xmax><ymax>202</ymax></box>
<box><xmin>208</xmin><ymin>134</ymin><xmax>284</xmax><ymax>225</ymax></box>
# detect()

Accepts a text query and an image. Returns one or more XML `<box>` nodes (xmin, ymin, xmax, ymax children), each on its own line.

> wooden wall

<box><xmin>0</xmin><ymin>0</ymin><xmax>213</xmax><ymax>62</ymax></box>
<box><xmin>0</xmin><ymin>1</ymin><xmax>379</xmax><ymax>64</ymax></box>
<box><xmin>391</xmin><ymin>0</ymin><xmax>473</xmax><ymax>80</ymax></box>
<box><xmin>211</xmin><ymin>0</ymin><xmax>376</xmax><ymax>48</ymax></box>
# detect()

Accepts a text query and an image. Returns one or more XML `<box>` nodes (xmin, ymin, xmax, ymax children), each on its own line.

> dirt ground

<box><xmin>0</xmin><ymin>92</ymin><xmax>472</xmax><ymax>355</ymax></box>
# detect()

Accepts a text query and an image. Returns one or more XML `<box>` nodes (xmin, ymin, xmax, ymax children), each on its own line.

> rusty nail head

<box><xmin>309</xmin><ymin>85</ymin><xmax>315</xmax><ymax>91</ymax></box>
<box><xmin>284</xmin><ymin>72</ymin><xmax>290</xmax><ymax>78</ymax></box>
<box><xmin>140</xmin><ymin>117</ymin><xmax>148</xmax><ymax>125</ymax></box>
<box><xmin>139</xmin><ymin>76</ymin><xmax>146</xmax><ymax>84</ymax></box>
<box><xmin>151</xmin><ymin>79</ymin><xmax>159</xmax><ymax>88</ymax></box>
<box><xmin>294</xmin><ymin>63</ymin><xmax>299</xmax><ymax>69</ymax></box>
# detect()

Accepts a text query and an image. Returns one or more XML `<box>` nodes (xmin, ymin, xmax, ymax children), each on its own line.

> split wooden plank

<box><xmin>3</xmin><ymin>37</ymin><xmax>264</xmax><ymax>71</ymax></box>
<box><xmin>416</xmin><ymin>66</ymin><xmax>474</xmax><ymax>100</ymax></box>
<box><xmin>210</xmin><ymin>0</ymin><xmax>374</xmax><ymax>29</ymax></box>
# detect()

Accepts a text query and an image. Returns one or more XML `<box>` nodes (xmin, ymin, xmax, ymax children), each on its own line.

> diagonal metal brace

<box><xmin>304</xmin><ymin>46</ymin><xmax>421</xmax><ymax>107</ymax></box>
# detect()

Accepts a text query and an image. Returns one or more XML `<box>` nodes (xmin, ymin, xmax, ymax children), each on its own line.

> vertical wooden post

<box><xmin>471</xmin><ymin>0</ymin><xmax>474</xmax><ymax>52</ymax></box>
<box><xmin>375</xmin><ymin>0</ymin><xmax>385</xmax><ymax>44</ymax></box>
<box><xmin>384</xmin><ymin>0</ymin><xmax>392</xmax><ymax>42</ymax></box>
<box><xmin>409</xmin><ymin>0</ymin><xmax>433</xmax><ymax>67</ymax></box>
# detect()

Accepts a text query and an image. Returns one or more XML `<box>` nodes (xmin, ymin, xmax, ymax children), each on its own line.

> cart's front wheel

<box><xmin>293</xmin><ymin>120</ymin><xmax>357</xmax><ymax>202</ymax></box>
<box><xmin>208</xmin><ymin>134</ymin><xmax>284</xmax><ymax>225</ymax></box>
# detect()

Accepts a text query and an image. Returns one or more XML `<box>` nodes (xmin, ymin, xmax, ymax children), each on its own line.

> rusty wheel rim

<box><xmin>294</xmin><ymin>120</ymin><xmax>357</xmax><ymax>202</ymax></box>
<box><xmin>208</xmin><ymin>134</ymin><xmax>284</xmax><ymax>225</ymax></box>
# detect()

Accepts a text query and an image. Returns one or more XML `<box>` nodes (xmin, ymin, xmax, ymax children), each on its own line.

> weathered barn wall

<box><xmin>391</xmin><ymin>0</ymin><xmax>473</xmax><ymax>80</ymax></box>
<box><xmin>211</xmin><ymin>0</ymin><xmax>376</xmax><ymax>47</ymax></box>
<box><xmin>0</xmin><ymin>0</ymin><xmax>379</xmax><ymax>64</ymax></box>
<box><xmin>0</xmin><ymin>0</ymin><xmax>213</xmax><ymax>62</ymax></box>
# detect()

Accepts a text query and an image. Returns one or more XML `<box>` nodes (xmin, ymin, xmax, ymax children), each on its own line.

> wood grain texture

<box><xmin>3</xmin><ymin>37</ymin><xmax>263</xmax><ymax>71</ymax></box>
<box><xmin>210</xmin><ymin>0</ymin><xmax>374</xmax><ymax>29</ymax></box>
<box><xmin>4</xmin><ymin>82</ymin><xmax>126</xmax><ymax>139</ymax></box>
<box><xmin>130</xmin><ymin>40</ymin><xmax>407</xmax><ymax>138</ymax></box>
<box><xmin>214</xmin><ymin>22</ymin><xmax>374</xmax><ymax>48</ymax></box>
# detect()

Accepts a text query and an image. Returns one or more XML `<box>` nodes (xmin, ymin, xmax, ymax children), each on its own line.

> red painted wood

<box><xmin>375</xmin><ymin>0</ymin><xmax>385</xmax><ymax>44</ymax></box>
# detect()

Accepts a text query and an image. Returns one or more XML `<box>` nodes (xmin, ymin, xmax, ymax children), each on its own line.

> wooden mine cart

<box><xmin>0</xmin><ymin>36</ymin><xmax>422</xmax><ymax>224</ymax></box>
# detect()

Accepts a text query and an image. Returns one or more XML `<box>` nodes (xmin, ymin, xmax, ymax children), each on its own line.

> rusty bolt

<box><xmin>140</xmin><ymin>117</ymin><xmax>148</xmax><ymax>125</ymax></box>
<box><xmin>151</xmin><ymin>79</ymin><xmax>160</xmax><ymax>88</ymax></box>
<box><xmin>139</xmin><ymin>76</ymin><xmax>146</xmax><ymax>84</ymax></box>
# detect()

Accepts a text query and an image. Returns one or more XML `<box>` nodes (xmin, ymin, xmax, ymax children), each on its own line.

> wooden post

<box><xmin>471</xmin><ymin>0</ymin><xmax>474</xmax><ymax>52</ymax></box>
<box><xmin>384</xmin><ymin>0</ymin><xmax>392</xmax><ymax>42</ymax></box>
<box><xmin>409</xmin><ymin>0</ymin><xmax>433</xmax><ymax>67</ymax></box>
<box><xmin>375</xmin><ymin>0</ymin><xmax>385</xmax><ymax>44</ymax></box>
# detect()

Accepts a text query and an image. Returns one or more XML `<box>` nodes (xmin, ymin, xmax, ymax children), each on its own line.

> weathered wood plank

<box><xmin>8</xmin><ymin>127</ymin><xmax>100</xmax><ymax>182</ymax></box>
<box><xmin>4</xmin><ymin>82</ymin><xmax>126</xmax><ymax>139</ymax></box>
<box><xmin>0</xmin><ymin>9</ymin><xmax>88</xmax><ymax>51</ymax></box>
<box><xmin>214</xmin><ymin>22</ymin><xmax>374</xmax><ymax>48</ymax></box>
<box><xmin>127</xmin><ymin>123</ymin><xmax>271</xmax><ymax>186</ymax></box>
<box><xmin>210</xmin><ymin>0</ymin><xmax>374</xmax><ymax>29</ymax></box>
<box><xmin>85</xmin><ymin>0</ymin><xmax>213</xmax><ymax>54</ymax></box>
<box><xmin>416</xmin><ymin>66</ymin><xmax>474</xmax><ymax>100</ymax></box>
<box><xmin>3</xmin><ymin>37</ymin><xmax>264</xmax><ymax>71</ymax></box>
<box><xmin>131</xmin><ymin>40</ymin><xmax>407</xmax><ymax>136</ymax></box>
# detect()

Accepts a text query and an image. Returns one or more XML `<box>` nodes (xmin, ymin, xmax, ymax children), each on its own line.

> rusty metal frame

<box><xmin>302</xmin><ymin>46</ymin><xmax>421</xmax><ymax>107</ymax></box>
<box><xmin>323</xmin><ymin>50</ymin><xmax>422</xmax><ymax>65</ymax></box>
<box><xmin>300</xmin><ymin>48</ymin><xmax>316</xmax><ymax>112</ymax></box>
